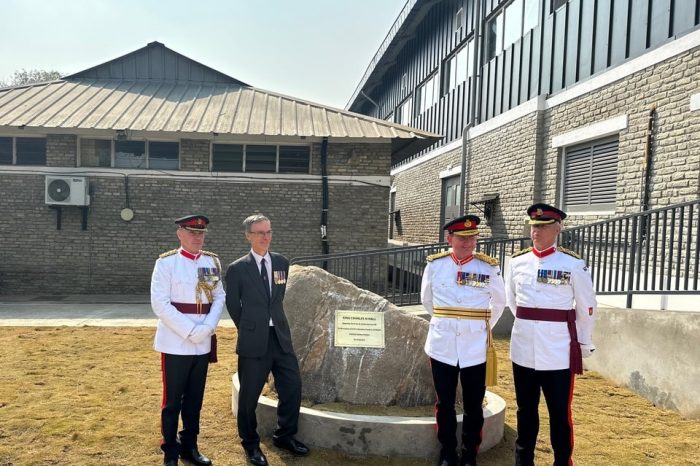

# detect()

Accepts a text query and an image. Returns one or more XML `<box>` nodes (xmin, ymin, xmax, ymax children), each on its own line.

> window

<box><xmin>443</xmin><ymin>42</ymin><xmax>473</xmax><ymax>94</ymax></box>
<box><xmin>455</xmin><ymin>8</ymin><xmax>463</xmax><ymax>32</ymax></box>
<box><xmin>400</xmin><ymin>73</ymin><xmax>408</xmax><ymax>93</ymax></box>
<box><xmin>115</xmin><ymin>141</ymin><xmax>146</xmax><ymax>168</ymax></box>
<box><xmin>395</xmin><ymin>98</ymin><xmax>413</xmax><ymax>125</ymax></box>
<box><xmin>416</xmin><ymin>73</ymin><xmax>439</xmax><ymax>115</ymax></box>
<box><xmin>551</xmin><ymin>0</ymin><xmax>567</xmax><ymax>13</ymax></box>
<box><xmin>148</xmin><ymin>142</ymin><xmax>179</xmax><ymax>169</ymax></box>
<box><xmin>83</xmin><ymin>139</ymin><xmax>179</xmax><ymax>169</ymax></box>
<box><xmin>212</xmin><ymin>144</ymin><xmax>243</xmax><ymax>171</ymax></box>
<box><xmin>486</xmin><ymin>0</ymin><xmax>539</xmax><ymax>61</ymax></box>
<box><xmin>279</xmin><ymin>146</ymin><xmax>310</xmax><ymax>173</ymax></box>
<box><xmin>16</xmin><ymin>137</ymin><xmax>47</xmax><ymax>165</ymax></box>
<box><xmin>81</xmin><ymin>139</ymin><xmax>111</xmax><ymax>167</ymax></box>
<box><xmin>563</xmin><ymin>138</ymin><xmax>618</xmax><ymax>212</ymax></box>
<box><xmin>0</xmin><ymin>137</ymin><xmax>11</xmax><ymax>164</ymax></box>
<box><xmin>212</xmin><ymin>143</ymin><xmax>310</xmax><ymax>173</ymax></box>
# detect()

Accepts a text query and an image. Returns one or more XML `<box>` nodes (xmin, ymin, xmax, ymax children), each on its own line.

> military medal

<box><xmin>456</xmin><ymin>271</ymin><xmax>490</xmax><ymax>287</ymax></box>
<box><xmin>198</xmin><ymin>267</ymin><xmax>221</xmax><ymax>284</ymax></box>
<box><xmin>273</xmin><ymin>270</ymin><xmax>286</xmax><ymax>284</ymax></box>
<box><xmin>537</xmin><ymin>269</ymin><xmax>571</xmax><ymax>285</ymax></box>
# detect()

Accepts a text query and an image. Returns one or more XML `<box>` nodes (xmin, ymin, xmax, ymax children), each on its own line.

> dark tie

<box><xmin>260</xmin><ymin>258</ymin><xmax>270</xmax><ymax>297</ymax></box>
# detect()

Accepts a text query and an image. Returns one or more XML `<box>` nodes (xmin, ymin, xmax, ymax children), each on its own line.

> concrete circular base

<box><xmin>231</xmin><ymin>373</ymin><xmax>505</xmax><ymax>458</ymax></box>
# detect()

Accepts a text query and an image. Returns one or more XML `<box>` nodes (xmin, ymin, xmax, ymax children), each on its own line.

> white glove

<box><xmin>581</xmin><ymin>343</ymin><xmax>596</xmax><ymax>359</ymax></box>
<box><xmin>188</xmin><ymin>324</ymin><xmax>213</xmax><ymax>344</ymax></box>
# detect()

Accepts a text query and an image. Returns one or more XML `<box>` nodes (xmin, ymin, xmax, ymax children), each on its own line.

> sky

<box><xmin>0</xmin><ymin>0</ymin><xmax>407</xmax><ymax>110</ymax></box>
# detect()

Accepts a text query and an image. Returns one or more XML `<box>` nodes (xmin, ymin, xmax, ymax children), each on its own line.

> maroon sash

<box><xmin>516</xmin><ymin>306</ymin><xmax>583</xmax><ymax>374</ymax></box>
<box><xmin>171</xmin><ymin>302</ymin><xmax>211</xmax><ymax>314</ymax></box>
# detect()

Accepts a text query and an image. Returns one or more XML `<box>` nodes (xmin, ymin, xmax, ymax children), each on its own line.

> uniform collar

<box><xmin>179</xmin><ymin>247</ymin><xmax>201</xmax><ymax>261</ymax></box>
<box><xmin>532</xmin><ymin>246</ymin><xmax>556</xmax><ymax>258</ymax></box>
<box><xmin>450</xmin><ymin>252</ymin><xmax>473</xmax><ymax>265</ymax></box>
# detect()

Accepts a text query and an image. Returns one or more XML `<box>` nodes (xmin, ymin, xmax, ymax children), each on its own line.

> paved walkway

<box><xmin>0</xmin><ymin>295</ymin><xmax>429</xmax><ymax>327</ymax></box>
<box><xmin>0</xmin><ymin>294</ymin><xmax>236</xmax><ymax>327</ymax></box>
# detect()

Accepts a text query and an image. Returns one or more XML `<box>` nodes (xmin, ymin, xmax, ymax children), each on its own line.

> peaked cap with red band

<box><xmin>527</xmin><ymin>203</ymin><xmax>566</xmax><ymax>225</ymax></box>
<box><xmin>175</xmin><ymin>214</ymin><xmax>209</xmax><ymax>232</ymax></box>
<box><xmin>443</xmin><ymin>214</ymin><xmax>481</xmax><ymax>237</ymax></box>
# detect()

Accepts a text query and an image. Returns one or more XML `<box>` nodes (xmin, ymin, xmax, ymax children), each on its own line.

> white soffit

<box><xmin>552</xmin><ymin>115</ymin><xmax>628</xmax><ymax>148</ymax></box>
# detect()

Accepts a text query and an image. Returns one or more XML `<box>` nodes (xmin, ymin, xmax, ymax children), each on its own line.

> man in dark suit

<box><xmin>225</xmin><ymin>214</ymin><xmax>309</xmax><ymax>466</ymax></box>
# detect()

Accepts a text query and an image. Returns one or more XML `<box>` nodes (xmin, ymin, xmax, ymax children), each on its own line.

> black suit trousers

<box><xmin>237</xmin><ymin>327</ymin><xmax>302</xmax><ymax>448</ymax></box>
<box><xmin>512</xmin><ymin>362</ymin><xmax>575</xmax><ymax>466</ymax></box>
<box><xmin>160</xmin><ymin>353</ymin><xmax>209</xmax><ymax>460</ymax></box>
<box><xmin>430</xmin><ymin>358</ymin><xmax>486</xmax><ymax>462</ymax></box>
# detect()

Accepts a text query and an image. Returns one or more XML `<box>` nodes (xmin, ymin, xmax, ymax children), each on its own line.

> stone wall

<box><xmin>390</xmin><ymin>44</ymin><xmax>700</xmax><ymax>244</ymax></box>
<box><xmin>0</xmin><ymin>141</ymin><xmax>390</xmax><ymax>294</ymax></box>
<box><xmin>47</xmin><ymin>135</ymin><xmax>77</xmax><ymax>167</ymax></box>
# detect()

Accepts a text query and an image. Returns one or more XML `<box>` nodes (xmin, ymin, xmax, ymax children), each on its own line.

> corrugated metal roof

<box><xmin>0</xmin><ymin>79</ymin><xmax>438</xmax><ymax>141</ymax></box>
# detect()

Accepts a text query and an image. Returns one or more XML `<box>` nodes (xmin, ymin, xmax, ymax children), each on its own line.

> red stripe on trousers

<box><xmin>160</xmin><ymin>353</ymin><xmax>167</xmax><ymax>445</ymax></box>
<box><xmin>567</xmin><ymin>371</ymin><xmax>576</xmax><ymax>466</ymax></box>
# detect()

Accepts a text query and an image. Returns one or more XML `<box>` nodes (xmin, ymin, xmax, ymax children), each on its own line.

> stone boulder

<box><xmin>284</xmin><ymin>265</ymin><xmax>435</xmax><ymax>407</ymax></box>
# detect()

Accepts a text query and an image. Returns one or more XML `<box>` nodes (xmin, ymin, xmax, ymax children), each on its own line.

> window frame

<box><xmin>415</xmin><ymin>72</ymin><xmax>439</xmax><ymax>116</ymax></box>
<box><xmin>78</xmin><ymin>137</ymin><xmax>180</xmax><ymax>170</ymax></box>
<box><xmin>485</xmin><ymin>0</ymin><xmax>540</xmax><ymax>62</ymax></box>
<box><xmin>211</xmin><ymin>142</ymin><xmax>311</xmax><ymax>174</ymax></box>
<box><xmin>0</xmin><ymin>135</ymin><xmax>47</xmax><ymax>166</ymax></box>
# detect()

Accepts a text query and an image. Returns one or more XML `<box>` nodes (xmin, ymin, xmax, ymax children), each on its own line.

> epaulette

<box><xmin>511</xmin><ymin>247</ymin><xmax>533</xmax><ymax>258</ymax></box>
<box><xmin>558</xmin><ymin>247</ymin><xmax>581</xmax><ymax>259</ymax></box>
<box><xmin>474</xmin><ymin>252</ymin><xmax>499</xmax><ymax>266</ymax></box>
<box><xmin>201</xmin><ymin>250</ymin><xmax>219</xmax><ymax>257</ymax></box>
<box><xmin>159</xmin><ymin>249</ymin><xmax>177</xmax><ymax>259</ymax></box>
<box><xmin>426</xmin><ymin>250</ymin><xmax>451</xmax><ymax>262</ymax></box>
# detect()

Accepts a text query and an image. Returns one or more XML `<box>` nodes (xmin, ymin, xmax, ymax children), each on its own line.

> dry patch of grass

<box><xmin>0</xmin><ymin>328</ymin><xmax>697</xmax><ymax>465</ymax></box>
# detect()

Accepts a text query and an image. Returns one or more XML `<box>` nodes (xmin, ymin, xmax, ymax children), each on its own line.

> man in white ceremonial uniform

<box><xmin>421</xmin><ymin>214</ymin><xmax>506</xmax><ymax>466</ymax></box>
<box><xmin>151</xmin><ymin>214</ymin><xmax>225</xmax><ymax>466</ymax></box>
<box><xmin>505</xmin><ymin>203</ymin><xmax>597</xmax><ymax>466</ymax></box>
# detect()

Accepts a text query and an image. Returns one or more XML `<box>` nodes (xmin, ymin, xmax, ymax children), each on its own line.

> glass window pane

<box><xmin>279</xmin><ymin>146</ymin><xmax>310</xmax><ymax>173</ymax></box>
<box><xmin>245</xmin><ymin>145</ymin><xmax>276</xmax><ymax>172</ymax></box>
<box><xmin>16</xmin><ymin>137</ymin><xmax>46</xmax><ymax>165</ymax></box>
<box><xmin>212</xmin><ymin>144</ymin><xmax>243</xmax><ymax>172</ymax></box>
<box><xmin>0</xmin><ymin>137</ymin><xmax>11</xmax><ymax>164</ymax></box>
<box><xmin>466</xmin><ymin>41</ymin><xmax>475</xmax><ymax>78</ymax></box>
<box><xmin>524</xmin><ymin>0</ymin><xmax>539</xmax><ymax>32</ymax></box>
<box><xmin>148</xmin><ymin>141</ymin><xmax>179</xmax><ymax>169</ymax></box>
<box><xmin>81</xmin><ymin>139</ymin><xmax>111</xmax><ymax>167</ymax></box>
<box><xmin>486</xmin><ymin>13</ymin><xmax>503</xmax><ymax>60</ymax></box>
<box><xmin>114</xmin><ymin>140</ymin><xmax>146</xmax><ymax>168</ymax></box>
<box><xmin>504</xmin><ymin>0</ymin><xmax>524</xmax><ymax>50</ymax></box>
<box><xmin>456</xmin><ymin>46</ymin><xmax>468</xmax><ymax>84</ymax></box>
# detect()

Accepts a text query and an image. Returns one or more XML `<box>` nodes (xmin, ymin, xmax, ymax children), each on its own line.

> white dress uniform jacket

<box><xmin>506</xmin><ymin>246</ymin><xmax>596</xmax><ymax>370</ymax></box>
<box><xmin>421</xmin><ymin>252</ymin><xmax>506</xmax><ymax>368</ymax></box>
<box><xmin>151</xmin><ymin>248</ymin><xmax>225</xmax><ymax>355</ymax></box>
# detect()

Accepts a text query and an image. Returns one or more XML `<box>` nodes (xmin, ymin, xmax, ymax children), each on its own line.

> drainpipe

<box><xmin>320</xmin><ymin>137</ymin><xmax>329</xmax><ymax>269</ymax></box>
<box><xmin>641</xmin><ymin>104</ymin><xmax>656</xmax><ymax>213</ymax></box>
<box><xmin>460</xmin><ymin>0</ymin><xmax>483</xmax><ymax>215</ymax></box>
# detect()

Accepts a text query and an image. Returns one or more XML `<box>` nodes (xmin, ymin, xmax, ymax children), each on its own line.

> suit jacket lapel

<box><xmin>246</xmin><ymin>252</ymin><xmax>269</xmax><ymax>301</ymax></box>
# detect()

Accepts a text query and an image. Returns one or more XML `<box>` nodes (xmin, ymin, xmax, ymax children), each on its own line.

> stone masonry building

<box><xmin>0</xmin><ymin>42</ymin><xmax>438</xmax><ymax>294</ymax></box>
<box><xmin>347</xmin><ymin>0</ymin><xmax>700</xmax><ymax>244</ymax></box>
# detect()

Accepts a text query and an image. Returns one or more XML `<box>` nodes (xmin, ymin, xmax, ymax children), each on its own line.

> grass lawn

<box><xmin>0</xmin><ymin>327</ymin><xmax>698</xmax><ymax>465</ymax></box>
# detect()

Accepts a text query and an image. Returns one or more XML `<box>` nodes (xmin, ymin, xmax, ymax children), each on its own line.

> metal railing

<box><xmin>560</xmin><ymin>199</ymin><xmax>699</xmax><ymax>307</ymax></box>
<box><xmin>291</xmin><ymin>200</ymin><xmax>699</xmax><ymax>308</ymax></box>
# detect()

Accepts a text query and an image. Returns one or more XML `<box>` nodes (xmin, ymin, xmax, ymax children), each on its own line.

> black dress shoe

<box><xmin>438</xmin><ymin>450</ymin><xmax>458</xmax><ymax>466</ymax></box>
<box><xmin>243</xmin><ymin>445</ymin><xmax>268</xmax><ymax>466</ymax></box>
<box><xmin>164</xmin><ymin>460</ymin><xmax>178</xmax><ymax>466</ymax></box>
<box><xmin>273</xmin><ymin>436</ymin><xmax>310</xmax><ymax>456</ymax></box>
<box><xmin>180</xmin><ymin>447</ymin><xmax>212</xmax><ymax>466</ymax></box>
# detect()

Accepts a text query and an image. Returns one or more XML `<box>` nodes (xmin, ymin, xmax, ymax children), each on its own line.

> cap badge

<box><xmin>536</xmin><ymin>208</ymin><xmax>543</xmax><ymax>216</ymax></box>
<box><xmin>465</xmin><ymin>220</ymin><xmax>472</xmax><ymax>228</ymax></box>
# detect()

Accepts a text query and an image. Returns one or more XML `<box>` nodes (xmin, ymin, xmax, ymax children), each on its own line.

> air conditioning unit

<box><xmin>45</xmin><ymin>175</ymin><xmax>90</xmax><ymax>206</ymax></box>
